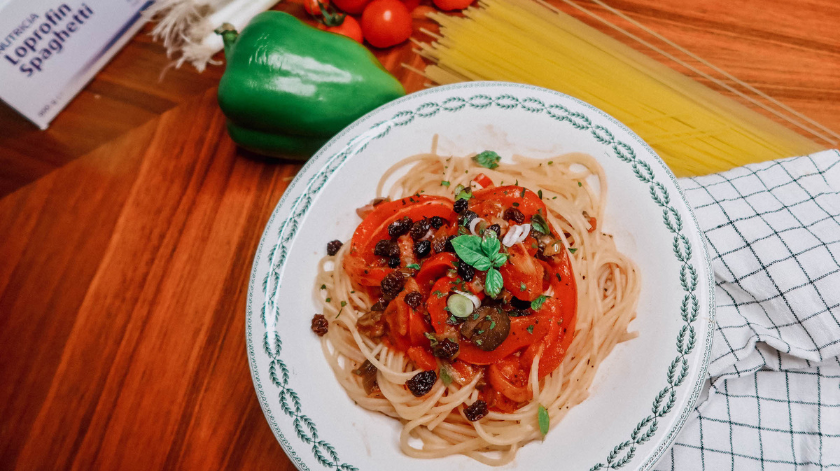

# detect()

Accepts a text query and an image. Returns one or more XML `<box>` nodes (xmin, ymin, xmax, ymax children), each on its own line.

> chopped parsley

<box><xmin>569</xmin><ymin>248</ymin><xmax>578</xmax><ymax>254</ymax></box>
<box><xmin>433</xmin><ymin>290</ymin><xmax>446</xmax><ymax>298</ymax></box>
<box><xmin>538</xmin><ymin>190</ymin><xmax>543</xmax><ymax>199</ymax></box>
<box><xmin>406</xmin><ymin>263</ymin><xmax>421</xmax><ymax>270</ymax></box>
<box><xmin>578</xmin><ymin>181</ymin><xmax>582</xmax><ymax>187</ymax></box>
<box><xmin>547</xmin><ymin>160</ymin><xmax>553</xmax><ymax>165</ymax></box>
<box><xmin>440</xmin><ymin>367</ymin><xmax>453</xmax><ymax>386</ymax></box>
<box><xmin>441</xmin><ymin>181</ymin><xmax>451</xmax><ymax>187</ymax></box>
<box><xmin>520</xmin><ymin>282</ymin><xmax>527</xmax><ymax>291</ymax></box>
<box><xmin>320</xmin><ymin>284</ymin><xmax>326</xmax><ymax>290</ymax></box>
<box><xmin>527</xmin><ymin>325</ymin><xmax>535</xmax><ymax>334</ymax></box>
<box><xmin>325</xmin><ymin>297</ymin><xmax>331</xmax><ymax>303</ymax></box>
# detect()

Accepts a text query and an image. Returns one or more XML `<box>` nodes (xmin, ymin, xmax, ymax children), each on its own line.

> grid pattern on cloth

<box><xmin>654</xmin><ymin>149</ymin><xmax>840</xmax><ymax>470</ymax></box>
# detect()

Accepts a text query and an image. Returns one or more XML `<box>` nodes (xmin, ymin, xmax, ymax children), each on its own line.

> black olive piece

<box><xmin>453</xmin><ymin>198</ymin><xmax>469</xmax><ymax>214</ymax></box>
<box><xmin>457</xmin><ymin>261</ymin><xmax>475</xmax><ymax>282</ymax></box>
<box><xmin>406</xmin><ymin>370</ymin><xmax>437</xmax><ymax>397</ymax></box>
<box><xmin>410</xmin><ymin>219</ymin><xmax>432</xmax><ymax>241</ymax></box>
<box><xmin>414</xmin><ymin>240</ymin><xmax>431</xmax><ymax>258</ymax></box>
<box><xmin>404</xmin><ymin>291</ymin><xmax>423</xmax><ymax>308</ymax></box>
<box><xmin>311</xmin><ymin>314</ymin><xmax>328</xmax><ymax>336</ymax></box>
<box><xmin>510</xmin><ymin>297</ymin><xmax>531</xmax><ymax>310</ymax></box>
<box><xmin>430</xmin><ymin>216</ymin><xmax>446</xmax><ymax>229</ymax></box>
<box><xmin>381</xmin><ymin>271</ymin><xmax>406</xmax><ymax>300</ymax></box>
<box><xmin>460</xmin><ymin>306</ymin><xmax>511</xmax><ymax>351</ymax></box>
<box><xmin>432</xmin><ymin>338</ymin><xmax>459</xmax><ymax>359</ymax></box>
<box><xmin>504</xmin><ymin>207</ymin><xmax>525</xmax><ymax>224</ymax></box>
<box><xmin>464</xmin><ymin>400</ymin><xmax>489</xmax><ymax>421</ymax></box>
<box><xmin>326</xmin><ymin>240</ymin><xmax>343</xmax><ymax>256</ymax></box>
<box><xmin>374</xmin><ymin>239</ymin><xmax>400</xmax><ymax>258</ymax></box>
<box><xmin>486</xmin><ymin>224</ymin><xmax>501</xmax><ymax>238</ymax></box>
<box><xmin>388</xmin><ymin>217</ymin><xmax>413</xmax><ymax>238</ymax></box>
<box><xmin>508</xmin><ymin>309</ymin><xmax>531</xmax><ymax>317</ymax></box>
<box><xmin>459</xmin><ymin>210</ymin><xmax>478</xmax><ymax>227</ymax></box>
<box><xmin>388</xmin><ymin>257</ymin><xmax>401</xmax><ymax>268</ymax></box>
<box><xmin>444</xmin><ymin>235</ymin><xmax>456</xmax><ymax>252</ymax></box>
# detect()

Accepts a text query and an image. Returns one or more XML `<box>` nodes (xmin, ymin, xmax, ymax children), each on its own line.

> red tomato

<box><xmin>458</xmin><ymin>316</ymin><xmax>550</xmax><ymax>365</ymax></box>
<box><xmin>401</xmin><ymin>0</ymin><xmax>421</xmax><ymax>11</ymax></box>
<box><xmin>317</xmin><ymin>15</ymin><xmax>364</xmax><ymax>43</ymax></box>
<box><xmin>407</xmin><ymin>346</ymin><xmax>438</xmax><ymax>371</ymax></box>
<box><xmin>432</xmin><ymin>0</ymin><xmax>474</xmax><ymax>10</ymax></box>
<box><xmin>414</xmin><ymin>252</ymin><xmax>458</xmax><ymax>293</ymax></box>
<box><xmin>488</xmin><ymin>355</ymin><xmax>530</xmax><ymax>402</ymax></box>
<box><xmin>361</xmin><ymin>0</ymin><xmax>413</xmax><ymax>48</ymax></box>
<box><xmin>304</xmin><ymin>0</ymin><xmax>327</xmax><ymax>15</ymax></box>
<box><xmin>342</xmin><ymin>196</ymin><xmax>456</xmax><ymax>286</ymax></box>
<box><xmin>473</xmin><ymin>173</ymin><xmax>494</xmax><ymax>189</ymax></box>
<box><xmin>469</xmin><ymin>185</ymin><xmax>547</xmax><ymax>223</ymax></box>
<box><xmin>332</xmin><ymin>0</ymin><xmax>371</xmax><ymax>14</ymax></box>
<box><xmin>499</xmin><ymin>243</ymin><xmax>544</xmax><ymax>301</ymax></box>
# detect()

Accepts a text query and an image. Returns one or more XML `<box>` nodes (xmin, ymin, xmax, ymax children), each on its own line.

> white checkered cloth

<box><xmin>654</xmin><ymin>150</ymin><xmax>840</xmax><ymax>470</ymax></box>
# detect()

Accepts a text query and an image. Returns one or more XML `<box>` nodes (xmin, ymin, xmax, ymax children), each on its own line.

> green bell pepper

<box><xmin>216</xmin><ymin>12</ymin><xmax>406</xmax><ymax>159</ymax></box>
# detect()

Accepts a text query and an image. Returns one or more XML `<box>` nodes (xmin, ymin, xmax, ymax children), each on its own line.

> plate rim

<box><xmin>245</xmin><ymin>81</ymin><xmax>716</xmax><ymax>471</ymax></box>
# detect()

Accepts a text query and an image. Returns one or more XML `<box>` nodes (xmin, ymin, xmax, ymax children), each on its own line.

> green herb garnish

<box><xmin>531</xmin><ymin>295</ymin><xmax>548</xmax><ymax>311</ymax></box>
<box><xmin>320</xmin><ymin>284</ymin><xmax>326</xmax><ymax>290</ymax></box>
<box><xmin>473</xmin><ymin>150</ymin><xmax>501</xmax><ymax>169</ymax></box>
<box><xmin>569</xmin><ymin>248</ymin><xmax>578</xmax><ymax>254</ymax></box>
<box><xmin>527</xmin><ymin>325</ymin><xmax>535</xmax><ymax>334</ymax></box>
<box><xmin>538</xmin><ymin>405</ymin><xmax>550</xmax><ymax>436</ymax></box>
<box><xmin>441</xmin><ymin>181</ymin><xmax>451</xmax><ymax>187</ymax></box>
<box><xmin>520</xmin><ymin>282</ymin><xmax>526</xmax><ymax>291</ymax></box>
<box><xmin>440</xmin><ymin>366</ymin><xmax>453</xmax><ymax>386</ymax></box>
<box><xmin>406</xmin><ymin>263</ymin><xmax>421</xmax><ymax>270</ymax></box>
<box><xmin>531</xmin><ymin>214</ymin><xmax>549</xmax><ymax>235</ymax></box>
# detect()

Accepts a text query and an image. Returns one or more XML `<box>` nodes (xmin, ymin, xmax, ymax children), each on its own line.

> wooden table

<box><xmin>0</xmin><ymin>0</ymin><xmax>837</xmax><ymax>469</ymax></box>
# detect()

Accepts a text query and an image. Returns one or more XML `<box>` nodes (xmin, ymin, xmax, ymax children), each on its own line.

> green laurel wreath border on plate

<box><xmin>246</xmin><ymin>82</ymin><xmax>715</xmax><ymax>471</ymax></box>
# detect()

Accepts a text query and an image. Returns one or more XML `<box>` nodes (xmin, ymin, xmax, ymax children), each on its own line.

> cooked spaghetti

<box><xmin>311</xmin><ymin>145</ymin><xmax>640</xmax><ymax>465</ymax></box>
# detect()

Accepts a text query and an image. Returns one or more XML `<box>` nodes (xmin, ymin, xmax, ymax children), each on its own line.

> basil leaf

<box><xmin>491</xmin><ymin>252</ymin><xmax>508</xmax><ymax>267</ymax></box>
<box><xmin>531</xmin><ymin>214</ymin><xmax>549</xmax><ymax>235</ymax></box>
<box><xmin>538</xmin><ymin>404</ymin><xmax>549</xmax><ymax>436</ymax></box>
<box><xmin>451</xmin><ymin>235</ymin><xmax>486</xmax><ymax>267</ymax></box>
<box><xmin>474</xmin><ymin>258</ymin><xmax>493</xmax><ymax>271</ymax></box>
<box><xmin>531</xmin><ymin>295</ymin><xmax>548</xmax><ymax>311</ymax></box>
<box><xmin>485</xmin><ymin>268</ymin><xmax>503</xmax><ymax>297</ymax></box>
<box><xmin>473</xmin><ymin>150</ymin><xmax>501</xmax><ymax>169</ymax></box>
<box><xmin>480</xmin><ymin>235</ymin><xmax>500</xmax><ymax>258</ymax></box>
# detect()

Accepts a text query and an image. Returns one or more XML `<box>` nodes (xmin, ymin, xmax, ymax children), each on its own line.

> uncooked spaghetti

<box><xmin>311</xmin><ymin>145</ymin><xmax>640</xmax><ymax>465</ymax></box>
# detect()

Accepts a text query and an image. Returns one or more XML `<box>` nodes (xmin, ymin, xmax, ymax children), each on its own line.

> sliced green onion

<box><xmin>447</xmin><ymin>293</ymin><xmax>475</xmax><ymax>318</ymax></box>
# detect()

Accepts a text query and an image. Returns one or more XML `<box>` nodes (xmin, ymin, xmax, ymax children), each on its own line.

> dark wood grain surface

<box><xmin>0</xmin><ymin>0</ymin><xmax>838</xmax><ymax>469</ymax></box>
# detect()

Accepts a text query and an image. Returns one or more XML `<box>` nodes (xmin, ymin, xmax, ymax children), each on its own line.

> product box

<box><xmin>0</xmin><ymin>0</ymin><xmax>151</xmax><ymax>129</ymax></box>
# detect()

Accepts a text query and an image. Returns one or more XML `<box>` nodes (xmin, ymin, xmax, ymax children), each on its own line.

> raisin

<box><xmin>404</xmin><ymin>291</ymin><xmax>423</xmax><ymax>308</ymax></box>
<box><xmin>508</xmin><ymin>309</ymin><xmax>531</xmax><ymax>317</ymax></box>
<box><xmin>430</xmin><ymin>216</ymin><xmax>446</xmax><ymax>229</ymax></box>
<box><xmin>374</xmin><ymin>239</ymin><xmax>400</xmax><ymax>258</ymax></box>
<box><xmin>433</xmin><ymin>235</ymin><xmax>456</xmax><ymax>253</ymax></box>
<box><xmin>457</xmin><ymin>261</ymin><xmax>475</xmax><ymax>282</ymax></box>
<box><xmin>414</xmin><ymin>240</ymin><xmax>431</xmax><ymax>258</ymax></box>
<box><xmin>464</xmin><ymin>400</ymin><xmax>489</xmax><ymax>421</ymax></box>
<box><xmin>388</xmin><ymin>257</ymin><xmax>401</xmax><ymax>268</ymax></box>
<box><xmin>486</xmin><ymin>224</ymin><xmax>501</xmax><ymax>238</ymax></box>
<box><xmin>459</xmin><ymin>210</ymin><xmax>478</xmax><ymax>227</ymax></box>
<box><xmin>444</xmin><ymin>235</ymin><xmax>456</xmax><ymax>252</ymax></box>
<box><xmin>326</xmin><ymin>240</ymin><xmax>343</xmax><ymax>256</ymax></box>
<box><xmin>311</xmin><ymin>314</ymin><xmax>329</xmax><ymax>336</ymax></box>
<box><xmin>504</xmin><ymin>207</ymin><xmax>525</xmax><ymax>224</ymax></box>
<box><xmin>453</xmin><ymin>198</ymin><xmax>469</xmax><ymax>214</ymax></box>
<box><xmin>406</xmin><ymin>370</ymin><xmax>437</xmax><ymax>397</ymax></box>
<box><xmin>388</xmin><ymin>217</ymin><xmax>412</xmax><ymax>238</ymax></box>
<box><xmin>432</xmin><ymin>338</ymin><xmax>459</xmax><ymax>359</ymax></box>
<box><xmin>380</xmin><ymin>271</ymin><xmax>406</xmax><ymax>300</ymax></box>
<box><xmin>410</xmin><ymin>219</ymin><xmax>431</xmax><ymax>241</ymax></box>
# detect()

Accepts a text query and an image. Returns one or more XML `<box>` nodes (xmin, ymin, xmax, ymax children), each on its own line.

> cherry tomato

<box><xmin>361</xmin><ymin>0</ymin><xmax>413</xmax><ymax>48</ymax></box>
<box><xmin>317</xmin><ymin>15</ymin><xmax>364</xmax><ymax>43</ymax></box>
<box><xmin>304</xmin><ymin>0</ymin><xmax>327</xmax><ymax>15</ymax></box>
<box><xmin>432</xmin><ymin>0</ymin><xmax>474</xmax><ymax>10</ymax></box>
<box><xmin>332</xmin><ymin>0</ymin><xmax>372</xmax><ymax>14</ymax></box>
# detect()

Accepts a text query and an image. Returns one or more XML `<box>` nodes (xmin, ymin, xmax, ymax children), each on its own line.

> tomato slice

<box><xmin>343</xmin><ymin>196</ymin><xmax>457</xmax><ymax>286</ymax></box>
<box><xmin>469</xmin><ymin>185</ymin><xmax>547</xmax><ymax>221</ymax></box>
<box><xmin>488</xmin><ymin>355</ymin><xmax>531</xmax><ymax>402</ymax></box>
<box><xmin>499</xmin><ymin>243</ymin><xmax>544</xmax><ymax>301</ymax></box>
<box><xmin>408</xmin><ymin>346</ymin><xmax>438</xmax><ymax>371</ymax></box>
<box><xmin>520</xmin><ymin>296</ymin><xmax>576</xmax><ymax>378</ymax></box>
<box><xmin>427</xmin><ymin>277</ymin><xmax>453</xmax><ymax>334</ymax></box>
<box><xmin>415</xmin><ymin>252</ymin><xmax>458</xmax><ymax>293</ymax></box>
<box><xmin>473</xmin><ymin>173</ymin><xmax>494</xmax><ymax>189</ymax></box>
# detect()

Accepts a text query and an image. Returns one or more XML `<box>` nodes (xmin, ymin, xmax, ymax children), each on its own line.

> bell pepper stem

<box><xmin>214</xmin><ymin>23</ymin><xmax>239</xmax><ymax>58</ymax></box>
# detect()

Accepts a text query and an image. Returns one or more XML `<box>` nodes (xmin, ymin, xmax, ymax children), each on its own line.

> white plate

<box><xmin>246</xmin><ymin>82</ymin><xmax>714</xmax><ymax>471</ymax></box>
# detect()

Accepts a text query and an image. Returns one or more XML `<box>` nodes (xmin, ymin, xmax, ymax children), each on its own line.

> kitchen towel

<box><xmin>655</xmin><ymin>149</ymin><xmax>840</xmax><ymax>470</ymax></box>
